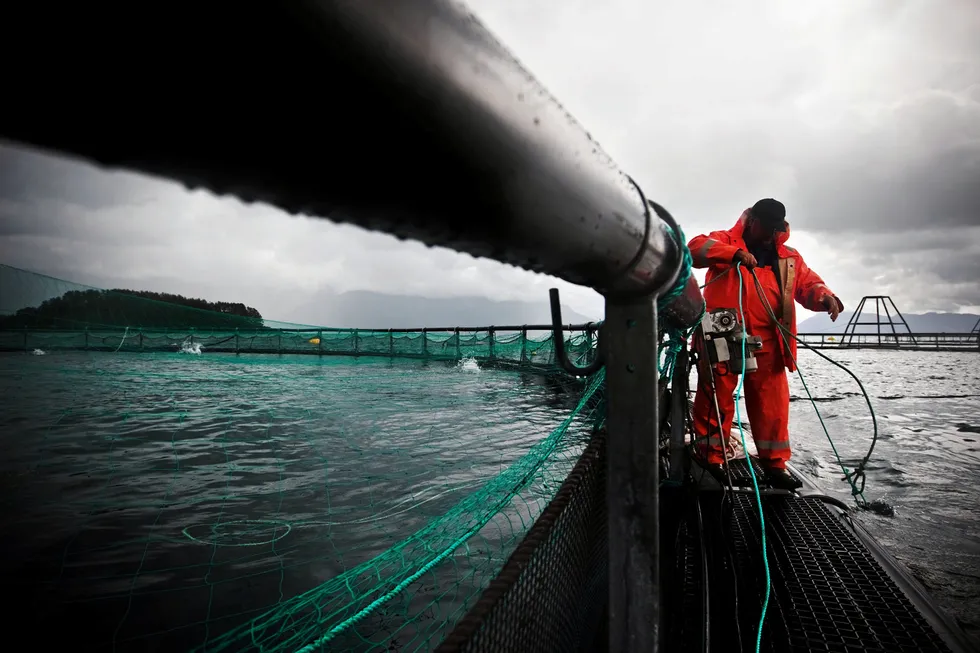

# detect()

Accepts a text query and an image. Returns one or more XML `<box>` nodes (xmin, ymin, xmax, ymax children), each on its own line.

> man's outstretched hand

<box><xmin>822</xmin><ymin>295</ymin><xmax>843</xmax><ymax>322</ymax></box>
<box><xmin>733</xmin><ymin>250</ymin><xmax>758</xmax><ymax>268</ymax></box>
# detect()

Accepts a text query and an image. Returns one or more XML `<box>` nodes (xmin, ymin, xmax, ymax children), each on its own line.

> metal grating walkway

<box><xmin>703</xmin><ymin>492</ymin><xmax>954</xmax><ymax>652</ymax></box>
<box><xmin>718</xmin><ymin>456</ymin><xmax>804</xmax><ymax>489</ymax></box>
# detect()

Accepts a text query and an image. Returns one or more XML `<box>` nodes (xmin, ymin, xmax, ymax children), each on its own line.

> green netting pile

<box><xmin>0</xmin><ymin>263</ymin><xmax>606</xmax><ymax>652</ymax></box>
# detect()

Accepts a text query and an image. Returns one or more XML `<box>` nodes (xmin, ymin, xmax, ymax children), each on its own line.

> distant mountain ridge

<box><xmin>288</xmin><ymin>290</ymin><xmax>596</xmax><ymax>329</ymax></box>
<box><xmin>798</xmin><ymin>311</ymin><xmax>979</xmax><ymax>334</ymax></box>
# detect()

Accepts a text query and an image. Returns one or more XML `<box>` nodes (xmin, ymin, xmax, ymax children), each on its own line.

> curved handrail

<box><xmin>549</xmin><ymin>288</ymin><xmax>605</xmax><ymax>377</ymax></box>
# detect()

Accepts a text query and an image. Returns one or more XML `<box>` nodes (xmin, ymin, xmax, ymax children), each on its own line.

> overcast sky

<box><xmin>1</xmin><ymin>0</ymin><xmax>978</xmax><ymax>323</ymax></box>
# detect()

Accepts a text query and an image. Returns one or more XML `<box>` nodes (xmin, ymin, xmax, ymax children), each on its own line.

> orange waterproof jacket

<box><xmin>688</xmin><ymin>210</ymin><xmax>840</xmax><ymax>372</ymax></box>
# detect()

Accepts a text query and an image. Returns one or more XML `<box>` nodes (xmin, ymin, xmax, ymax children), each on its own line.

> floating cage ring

<box><xmin>182</xmin><ymin>519</ymin><xmax>292</xmax><ymax>547</ymax></box>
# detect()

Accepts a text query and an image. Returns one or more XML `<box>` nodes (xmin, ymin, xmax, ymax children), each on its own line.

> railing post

<box><xmin>353</xmin><ymin>328</ymin><xmax>360</xmax><ymax>356</ymax></box>
<box><xmin>235</xmin><ymin>328</ymin><xmax>240</xmax><ymax>354</ymax></box>
<box><xmin>139</xmin><ymin>329</ymin><xmax>144</xmax><ymax>351</ymax></box>
<box><xmin>422</xmin><ymin>328</ymin><xmax>428</xmax><ymax>356</ymax></box>
<box><xmin>488</xmin><ymin>327</ymin><xmax>495</xmax><ymax>361</ymax></box>
<box><xmin>318</xmin><ymin>330</ymin><xmax>323</xmax><ymax>356</ymax></box>
<box><xmin>605</xmin><ymin>293</ymin><xmax>660</xmax><ymax>652</ymax></box>
<box><xmin>520</xmin><ymin>326</ymin><xmax>528</xmax><ymax>365</ymax></box>
<box><xmin>454</xmin><ymin>327</ymin><xmax>461</xmax><ymax>359</ymax></box>
<box><xmin>389</xmin><ymin>329</ymin><xmax>394</xmax><ymax>356</ymax></box>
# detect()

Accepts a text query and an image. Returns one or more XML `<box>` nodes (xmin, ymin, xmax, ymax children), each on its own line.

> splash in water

<box><xmin>457</xmin><ymin>356</ymin><xmax>480</xmax><ymax>372</ymax></box>
<box><xmin>31</xmin><ymin>348</ymin><xmax>45</xmax><ymax>356</ymax></box>
<box><xmin>179</xmin><ymin>340</ymin><xmax>203</xmax><ymax>355</ymax></box>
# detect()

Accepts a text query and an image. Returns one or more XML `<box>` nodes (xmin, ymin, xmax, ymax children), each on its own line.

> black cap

<box><xmin>750</xmin><ymin>198</ymin><xmax>787</xmax><ymax>230</ymax></box>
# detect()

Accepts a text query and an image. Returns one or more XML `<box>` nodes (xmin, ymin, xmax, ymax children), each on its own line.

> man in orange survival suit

<box><xmin>687</xmin><ymin>198</ymin><xmax>844</xmax><ymax>490</ymax></box>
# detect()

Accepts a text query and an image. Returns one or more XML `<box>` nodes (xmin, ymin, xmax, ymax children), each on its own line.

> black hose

<box><xmin>695</xmin><ymin>498</ymin><xmax>711</xmax><ymax>653</ymax></box>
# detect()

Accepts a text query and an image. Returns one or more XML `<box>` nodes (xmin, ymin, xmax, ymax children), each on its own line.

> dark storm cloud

<box><xmin>0</xmin><ymin>144</ymin><xmax>155</xmax><ymax>211</ymax></box>
<box><xmin>830</xmin><ymin>226</ymin><xmax>980</xmax><ymax>288</ymax></box>
<box><xmin>792</xmin><ymin>91</ymin><xmax>980</xmax><ymax>233</ymax></box>
<box><xmin>932</xmin><ymin>255</ymin><xmax>980</xmax><ymax>286</ymax></box>
<box><xmin>866</xmin><ymin>246</ymin><xmax>979</xmax><ymax>288</ymax></box>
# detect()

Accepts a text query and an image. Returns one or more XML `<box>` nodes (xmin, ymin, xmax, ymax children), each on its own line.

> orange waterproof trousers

<box><xmin>691</xmin><ymin>339</ymin><xmax>791</xmax><ymax>469</ymax></box>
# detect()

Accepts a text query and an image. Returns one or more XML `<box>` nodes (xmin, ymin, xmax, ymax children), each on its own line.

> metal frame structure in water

<box><xmin>841</xmin><ymin>295</ymin><xmax>917</xmax><ymax>347</ymax></box>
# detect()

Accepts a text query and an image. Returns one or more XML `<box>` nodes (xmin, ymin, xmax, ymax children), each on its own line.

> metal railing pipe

<box><xmin>0</xmin><ymin>0</ymin><xmax>702</xmax><ymax>325</ymax></box>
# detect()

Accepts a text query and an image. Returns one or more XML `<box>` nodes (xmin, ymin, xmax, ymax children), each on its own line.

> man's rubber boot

<box><xmin>766</xmin><ymin>467</ymin><xmax>802</xmax><ymax>491</ymax></box>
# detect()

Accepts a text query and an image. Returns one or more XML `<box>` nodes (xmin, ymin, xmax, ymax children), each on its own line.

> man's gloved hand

<box><xmin>732</xmin><ymin>249</ymin><xmax>758</xmax><ymax>268</ymax></box>
<box><xmin>822</xmin><ymin>295</ymin><xmax>843</xmax><ymax>322</ymax></box>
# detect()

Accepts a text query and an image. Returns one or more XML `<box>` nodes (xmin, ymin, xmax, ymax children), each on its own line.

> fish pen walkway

<box><xmin>796</xmin><ymin>333</ymin><xmax>979</xmax><ymax>351</ymax></box>
<box><xmin>0</xmin><ymin>325</ymin><xmax>598</xmax><ymax>369</ymax></box>
<box><xmin>665</xmin><ymin>459</ymin><xmax>971</xmax><ymax>653</ymax></box>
